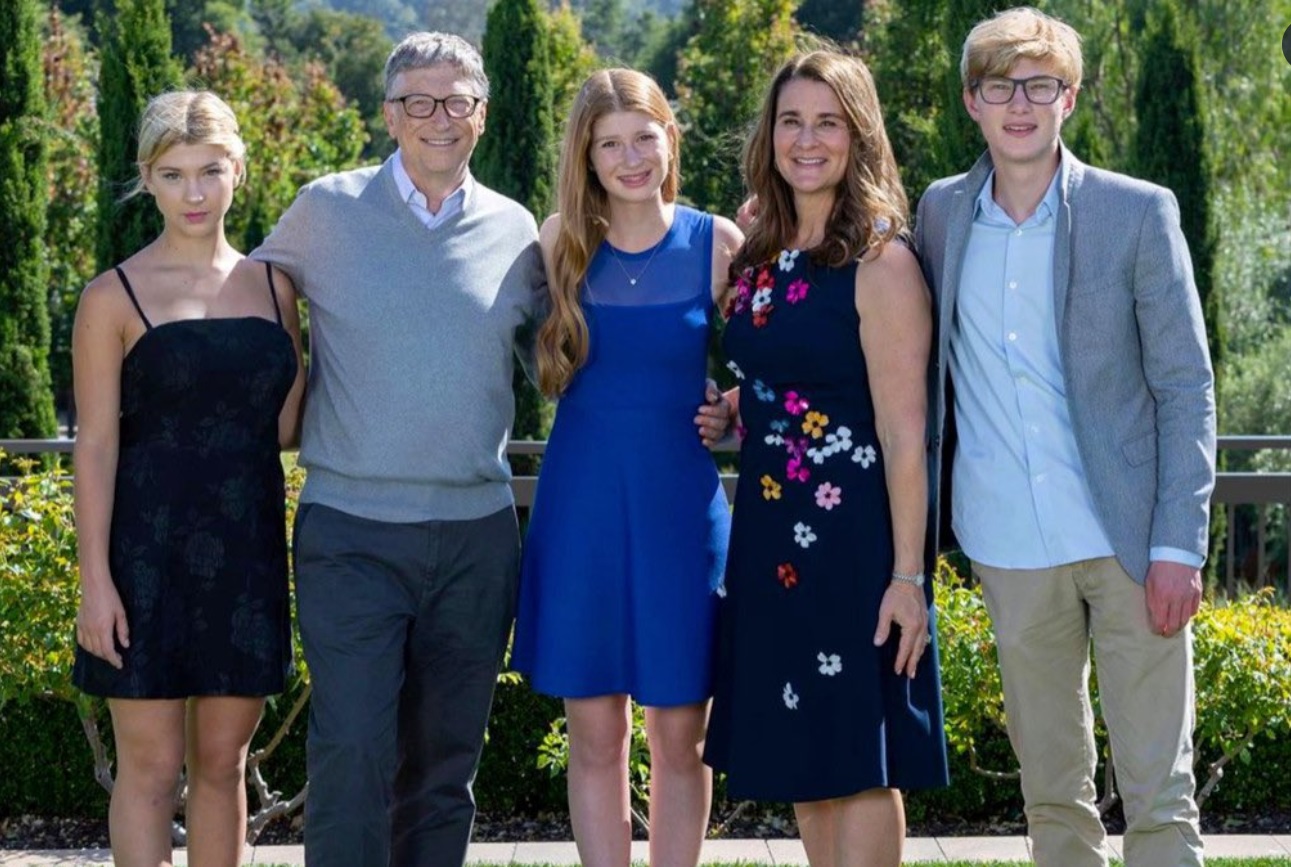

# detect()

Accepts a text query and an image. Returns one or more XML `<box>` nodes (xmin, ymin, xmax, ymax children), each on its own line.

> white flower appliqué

<box><xmin>726</xmin><ymin>360</ymin><xmax>745</xmax><ymax>380</ymax></box>
<box><xmin>778</xmin><ymin>248</ymin><xmax>801</xmax><ymax>271</ymax></box>
<box><xmin>793</xmin><ymin>521</ymin><xmax>816</xmax><ymax>549</ymax></box>
<box><xmin>817</xmin><ymin>652</ymin><xmax>842</xmax><ymax>676</ymax></box>
<box><xmin>782</xmin><ymin>682</ymin><xmax>800</xmax><ymax>710</ymax></box>
<box><xmin>852</xmin><ymin>444</ymin><xmax>877</xmax><ymax>468</ymax></box>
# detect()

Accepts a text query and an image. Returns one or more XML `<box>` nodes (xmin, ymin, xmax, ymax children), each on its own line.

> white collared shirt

<box><xmin>392</xmin><ymin>149</ymin><xmax>472</xmax><ymax>231</ymax></box>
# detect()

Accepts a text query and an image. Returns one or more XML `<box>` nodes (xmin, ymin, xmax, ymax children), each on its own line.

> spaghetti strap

<box><xmin>264</xmin><ymin>262</ymin><xmax>284</xmax><ymax>326</ymax></box>
<box><xmin>114</xmin><ymin>266</ymin><xmax>154</xmax><ymax>330</ymax></box>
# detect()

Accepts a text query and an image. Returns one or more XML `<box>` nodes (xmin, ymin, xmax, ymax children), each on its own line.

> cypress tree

<box><xmin>94</xmin><ymin>0</ymin><xmax>183</xmax><ymax>275</ymax></box>
<box><xmin>936</xmin><ymin>0</ymin><xmax>1015</xmax><ymax>177</ymax></box>
<box><xmin>475</xmin><ymin>0</ymin><xmax>559</xmax><ymax>453</ymax></box>
<box><xmin>1131</xmin><ymin>2</ymin><xmax>1220</xmax><ymax>377</ymax></box>
<box><xmin>0</xmin><ymin>0</ymin><xmax>58</xmax><ymax>439</ymax></box>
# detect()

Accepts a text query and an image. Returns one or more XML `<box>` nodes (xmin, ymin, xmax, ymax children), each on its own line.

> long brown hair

<box><xmin>733</xmin><ymin>51</ymin><xmax>907</xmax><ymax>275</ymax></box>
<box><xmin>536</xmin><ymin>68</ymin><xmax>680</xmax><ymax>397</ymax></box>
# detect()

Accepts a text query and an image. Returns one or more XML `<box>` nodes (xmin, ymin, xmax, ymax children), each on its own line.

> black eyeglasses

<box><xmin>973</xmin><ymin>75</ymin><xmax>1068</xmax><ymax>105</ymax></box>
<box><xmin>386</xmin><ymin>93</ymin><xmax>482</xmax><ymax>119</ymax></box>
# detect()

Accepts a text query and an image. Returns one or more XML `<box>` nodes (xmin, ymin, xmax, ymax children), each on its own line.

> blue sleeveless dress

<box><xmin>513</xmin><ymin>206</ymin><xmax>730</xmax><ymax>706</ymax></box>
<box><xmin>704</xmin><ymin>250</ymin><xmax>948</xmax><ymax>800</ymax></box>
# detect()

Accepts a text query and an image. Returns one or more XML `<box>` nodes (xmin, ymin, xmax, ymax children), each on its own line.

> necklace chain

<box><xmin>606</xmin><ymin>237</ymin><xmax>663</xmax><ymax>286</ymax></box>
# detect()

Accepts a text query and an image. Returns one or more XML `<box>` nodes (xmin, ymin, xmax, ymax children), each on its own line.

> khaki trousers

<box><xmin>974</xmin><ymin>557</ymin><xmax>1204</xmax><ymax>867</ymax></box>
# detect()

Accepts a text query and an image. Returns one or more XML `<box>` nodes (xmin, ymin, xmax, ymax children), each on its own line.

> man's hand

<box><xmin>694</xmin><ymin>380</ymin><xmax>736</xmax><ymax>448</ymax></box>
<box><xmin>1145</xmin><ymin>560</ymin><xmax>1202</xmax><ymax>637</ymax></box>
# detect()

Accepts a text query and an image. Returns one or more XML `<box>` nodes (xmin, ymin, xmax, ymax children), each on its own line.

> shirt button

<box><xmin>1009</xmin><ymin>281</ymin><xmax>1018</xmax><ymax>290</ymax></box>
<box><xmin>1034</xmin><ymin>473</ymin><xmax>1047</xmax><ymax>483</ymax></box>
<box><xmin>1008</xmin><ymin>332</ymin><xmax>1018</xmax><ymax>341</ymax></box>
<box><xmin>1015</xmin><ymin>229</ymin><xmax>1023</xmax><ymax>237</ymax></box>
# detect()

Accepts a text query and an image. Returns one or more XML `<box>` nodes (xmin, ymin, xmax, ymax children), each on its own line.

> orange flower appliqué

<box><xmin>777</xmin><ymin>562</ymin><xmax>799</xmax><ymax>589</ymax></box>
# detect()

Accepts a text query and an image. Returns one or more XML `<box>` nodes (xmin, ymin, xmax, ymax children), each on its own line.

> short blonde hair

<box><xmin>960</xmin><ymin>7</ymin><xmax>1083</xmax><ymax>90</ymax></box>
<box><xmin>127</xmin><ymin>90</ymin><xmax>246</xmax><ymax>199</ymax></box>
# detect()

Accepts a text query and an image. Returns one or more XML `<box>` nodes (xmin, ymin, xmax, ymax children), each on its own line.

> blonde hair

<box><xmin>127</xmin><ymin>90</ymin><xmax>246</xmax><ymax>200</ymax></box>
<box><xmin>960</xmin><ymin>7</ymin><xmax>1083</xmax><ymax>89</ymax></box>
<box><xmin>734</xmin><ymin>50</ymin><xmax>907</xmax><ymax>276</ymax></box>
<box><xmin>536</xmin><ymin>68</ymin><xmax>680</xmax><ymax>397</ymax></box>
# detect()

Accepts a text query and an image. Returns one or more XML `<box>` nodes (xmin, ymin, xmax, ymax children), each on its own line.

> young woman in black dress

<box><xmin>72</xmin><ymin>90</ymin><xmax>305</xmax><ymax>866</ymax></box>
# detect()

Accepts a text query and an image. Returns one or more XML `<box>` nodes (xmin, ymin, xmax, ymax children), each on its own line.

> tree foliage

<box><xmin>0</xmin><ymin>0</ymin><xmax>58</xmax><ymax>439</ymax></box>
<box><xmin>1131</xmin><ymin>2</ymin><xmax>1221</xmax><ymax>380</ymax></box>
<box><xmin>674</xmin><ymin>0</ymin><xmax>797</xmax><ymax>216</ymax></box>
<box><xmin>43</xmin><ymin>8</ymin><xmax>100</xmax><ymax>417</ymax></box>
<box><xmin>191</xmin><ymin>28</ymin><xmax>367</xmax><ymax>252</ymax></box>
<box><xmin>94</xmin><ymin>0</ymin><xmax>184</xmax><ymax>274</ymax></box>
<box><xmin>796</xmin><ymin>0</ymin><xmax>863</xmax><ymax>43</ymax></box>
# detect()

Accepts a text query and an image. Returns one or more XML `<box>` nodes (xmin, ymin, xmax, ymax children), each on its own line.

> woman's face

<box><xmin>144</xmin><ymin>142</ymin><xmax>239</xmax><ymax>236</ymax></box>
<box><xmin>772</xmin><ymin>77</ymin><xmax>851</xmax><ymax>199</ymax></box>
<box><xmin>588</xmin><ymin>110</ymin><xmax>672</xmax><ymax>206</ymax></box>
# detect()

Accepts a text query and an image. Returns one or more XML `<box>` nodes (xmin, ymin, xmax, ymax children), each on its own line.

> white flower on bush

<box><xmin>778</xmin><ymin>248</ymin><xmax>800</xmax><ymax>271</ymax></box>
<box><xmin>793</xmin><ymin>522</ymin><xmax>816</xmax><ymax>548</ymax></box>
<box><xmin>852</xmin><ymin>444</ymin><xmax>877</xmax><ymax>468</ymax></box>
<box><xmin>817</xmin><ymin>652</ymin><xmax>842</xmax><ymax>676</ymax></box>
<box><xmin>782</xmin><ymin>682</ymin><xmax>800</xmax><ymax>710</ymax></box>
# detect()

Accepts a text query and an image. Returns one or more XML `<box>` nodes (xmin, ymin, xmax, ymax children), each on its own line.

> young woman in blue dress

<box><xmin>512</xmin><ymin>68</ymin><xmax>741</xmax><ymax>867</ymax></box>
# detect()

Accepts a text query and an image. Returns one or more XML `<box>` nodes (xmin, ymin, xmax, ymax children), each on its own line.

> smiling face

<box><xmin>964</xmin><ymin>57</ymin><xmax>1076</xmax><ymax>173</ymax></box>
<box><xmin>143</xmin><ymin>142</ymin><xmax>239</xmax><ymax>237</ymax></box>
<box><xmin>588</xmin><ymin>110</ymin><xmax>673</xmax><ymax>207</ymax></box>
<box><xmin>383</xmin><ymin>62</ymin><xmax>487</xmax><ymax>195</ymax></box>
<box><xmin>772</xmin><ymin>77</ymin><xmax>851</xmax><ymax>205</ymax></box>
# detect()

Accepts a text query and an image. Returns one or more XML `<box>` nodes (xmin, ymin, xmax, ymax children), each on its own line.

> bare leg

<box><xmin>566</xmin><ymin>695</ymin><xmax>632</xmax><ymax>867</ymax></box>
<box><xmin>643</xmin><ymin>702</ymin><xmax>710</xmax><ymax>867</ymax></box>
<box><xmin>184</xmin><ymin>696</ymin><xmax>265</xmax><ymax>867</ymax></box>
<box><xmin>108</xmin><ymin>698</ymin><xmax>186</xmax><ymax>867</ymax></box>
<box><xmin>795</xmin><ymin>788</ymin><xmax>904</xmax><ymax>867</ymax></box>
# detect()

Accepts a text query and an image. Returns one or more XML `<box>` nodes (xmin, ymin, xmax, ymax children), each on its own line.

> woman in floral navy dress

<box><xmin>703</xmin><ymin>51</ymin><xmax>948</xmax><ymax>866</ymax></box>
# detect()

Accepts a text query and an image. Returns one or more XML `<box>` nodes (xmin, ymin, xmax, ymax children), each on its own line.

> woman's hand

<box><xmin>872</xmin><ymin>582</ymin><xmax>930</xmax><ymax>679</ymax></box>
<box><xmin>76</xmin><ymin>578</ymin><xmax>129</xmax><ymax>669</ymax></box>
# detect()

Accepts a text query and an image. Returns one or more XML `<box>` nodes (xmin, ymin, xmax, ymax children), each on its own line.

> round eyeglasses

<box><xmin>973</xmin><ymin>75</ymin><xmax>1068</xmax><ymax>105</ymax></box>
<box><xmin>386</xmin><ymin>93</ymin><xmax>482</xmax><ymax>119</ymax></box>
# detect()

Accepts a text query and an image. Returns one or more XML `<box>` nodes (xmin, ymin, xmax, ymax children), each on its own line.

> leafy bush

<box><xmin>3</xmin><ymin>454</ymin><xmax>1290</xmax><ymax>829</ymax></box>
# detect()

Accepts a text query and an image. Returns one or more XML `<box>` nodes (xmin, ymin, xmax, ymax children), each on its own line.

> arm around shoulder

<box><xmin>272</xmin><ymin>266</ymin><xmax>307</xmax><ymax>449</ymax></box>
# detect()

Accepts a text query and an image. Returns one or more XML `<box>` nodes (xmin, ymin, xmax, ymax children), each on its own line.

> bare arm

<box><xmin>272</xmin><ymin>266</ymin><xmax>307</xmax><ymax>449</ymax></box>
<box><xmin>857</xmin><ymin>242</ymin><xmax>933</xmax><ymax>678</ymax></box>
<box><xmin>71</xmin><ymin>275</ymin><xmax>130</xmax><ymax>668</ymax></box>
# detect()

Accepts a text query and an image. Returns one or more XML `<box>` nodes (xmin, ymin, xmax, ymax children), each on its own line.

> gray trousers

<box><xmin>294</xmin><ymin>502</ymin><xmax>520</xmax><ymax>867</ymax></box>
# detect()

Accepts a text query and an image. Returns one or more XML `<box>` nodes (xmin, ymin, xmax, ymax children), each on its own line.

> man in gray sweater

<box><xmin>254</xmin><ymin>32</ymin><xmax>545</xmax><ymax>867</ymax></box>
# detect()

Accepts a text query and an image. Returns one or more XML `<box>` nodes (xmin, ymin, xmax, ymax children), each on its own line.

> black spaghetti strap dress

<box><xmin>72</xmin><ymin>263</ymin><xmax>297</xmax><ymax>698</ymax></box>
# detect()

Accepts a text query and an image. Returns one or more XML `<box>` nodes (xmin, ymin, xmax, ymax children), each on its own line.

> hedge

<box><xmin>3</xmin><ymin>454</ymin><xmax>1289</xmax><ymax>832</ymax></box>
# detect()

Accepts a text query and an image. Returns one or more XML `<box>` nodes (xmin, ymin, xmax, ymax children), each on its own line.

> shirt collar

<box><xmin>973</xmin><ymin>160</ymin><xmax>1065</xmax><ymax>227</ymax></box>
<box><xmin>392</xmin><ymin>148</ymin><xmax>473</xmax><ymax>213</ymax></box>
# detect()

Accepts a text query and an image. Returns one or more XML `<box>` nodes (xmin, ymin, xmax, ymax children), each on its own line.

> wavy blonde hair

<box><xmin>960</xmin><ymin>7</ymin><xmax>1083</xmax><ymax>89</ymax></box>
<box><xmin>536</xmin><ymin>68</ymin><xmax>680</xmax><ymax>397</ymax></box>
<box><xmin>734</xmin><ymin>51</ymin><xmax>907</xmax><ymax>276</ymax></box>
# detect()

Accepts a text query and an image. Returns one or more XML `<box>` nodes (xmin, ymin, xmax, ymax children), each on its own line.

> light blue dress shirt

<box><xmin>950</xmin><ymin>166</ymin><xmax>1202</xmax><ymax>571</ymax></box>
<box><xmin>392</xmin><ymin>149</ymin><xmax>471</xmax><ymax>230</ymax></box>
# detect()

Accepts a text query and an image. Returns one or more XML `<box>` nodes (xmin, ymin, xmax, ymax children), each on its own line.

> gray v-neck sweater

<box><xmin>254</xmin><ymin>158</ymin><xmax>544</xmax><ymax>522</ymax></box>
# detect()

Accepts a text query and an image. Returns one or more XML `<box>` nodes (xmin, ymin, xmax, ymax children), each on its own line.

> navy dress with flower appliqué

<box><xmin>703</xmin><ymin>249</ymin><xmax>948</xmax><ymax>801</ymax></box>
<box><xmin>512</xmin><ymin>206</ymin><xmax>729</xmax><ymax>706</ymax></box>
<box><xmin>72</xmin><ymin>264</ymin><xmax>296</xmax><ymax>699</ymax></box>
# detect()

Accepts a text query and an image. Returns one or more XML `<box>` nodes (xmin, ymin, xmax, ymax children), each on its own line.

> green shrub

<box><xmin>3</xmin><ymin>454</ymin><xmax>1290</xmax><ymax>827</ymax></box>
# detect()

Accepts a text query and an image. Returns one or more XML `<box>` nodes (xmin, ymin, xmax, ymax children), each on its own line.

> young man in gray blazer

<box><xmin>915</xmin><ymin>8</ymin><xmax>1215</xmax><ymax>867</ymax></box>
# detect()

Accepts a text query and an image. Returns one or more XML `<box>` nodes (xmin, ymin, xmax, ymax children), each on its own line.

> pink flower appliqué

<box><xmin>814</xmin><ymin>482</ymin><xmax>842</xmax><ymax>510</ymax></box>
<box><xmin>786</xmin><ymin>456</ymin><xmax>811</xmax><ymax>483</ymax></box>
<box><xmin>786</xmin><ymin>279</ymin><xmax>809</xmax><ymax>304</ymax></box>
<box><xmin>783</xmin><ymin>391</ymin><xmax>809</xmax><ymax>416</ymax></box>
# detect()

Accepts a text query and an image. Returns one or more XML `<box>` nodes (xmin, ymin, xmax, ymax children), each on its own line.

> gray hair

<box><xmin>384</xmin><ymin>32</ymin><xmax>490</xmax><ymax>100</ymax></box>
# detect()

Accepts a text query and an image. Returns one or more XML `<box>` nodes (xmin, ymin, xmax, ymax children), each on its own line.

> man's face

<box><xmin>963</xmin><ymin>58</ymin><xmax>1076</xmax><ymax>171</ymax></box>
<box><xmin>383</xmin><ymin>63</ymin><xmax>487</xmax><ymax>192</ymax></box>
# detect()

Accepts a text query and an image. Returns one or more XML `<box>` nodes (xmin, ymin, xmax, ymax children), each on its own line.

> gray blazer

<box><xmin>914</xmin><ymin>147</ymin><xmax>1216</xmax><ymax>584</ymax></box>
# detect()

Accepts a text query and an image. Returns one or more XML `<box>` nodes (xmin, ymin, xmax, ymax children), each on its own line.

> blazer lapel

<box><xmin>941</xmin><ymin>153</ymin><xmax>995</xmax><ymax>358</ymax></box>
<box><xmin>1053</xmin><ymin>147</ymin><xmax>1084</xmax><ymax>336</ymax></box>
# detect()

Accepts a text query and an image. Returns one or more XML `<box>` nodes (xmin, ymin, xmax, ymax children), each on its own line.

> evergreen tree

<box><xmin>1131</xmin><ymin>3</ymin><xmax>1220</xmax><ymax>377</ymax></box>
<box><xmin>579</xmin><ymin>0</ymin><xmax>627</xmax><ymax>58</ymax></box>
<box><xmin>476</xmin><ymin>0</ymin><xmax>559</xmax><ymax>451</ymax></box>
<box><xmin>796</xmin><ymin>0</ymin><xmax>863</xmax><ymax>43</ymax></box>
<box><xmin>0</xmin><ymin>0</ymin><xmax>58</xmax><ymax>439</ymax></box>
<box><xmin>936</xmin><ymin>0</ymin><xmax>1015</xmax><ymax>177</ymax></box>
<box><xmin>674</xmin><ymin>0</ymin><xmax>797</xmax><ymax>217</ymax></box>
<box><xmin>94</xmin><ymin>0</ymin><xmax>183</xmax><ymax>274</ymax></box>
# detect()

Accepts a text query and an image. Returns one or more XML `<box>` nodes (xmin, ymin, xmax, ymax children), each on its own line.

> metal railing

<box><xmin>5</xmin><ymin>435</ymin><xmax>1288</xmax><ymax>592</ymax></box>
